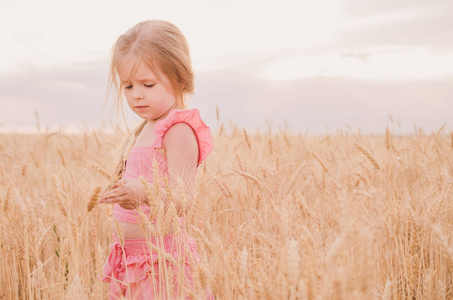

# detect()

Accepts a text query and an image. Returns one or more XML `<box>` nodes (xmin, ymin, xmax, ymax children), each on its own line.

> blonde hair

<box><xmin>109</xmin><ymin>20</ymin><xmax>194</xmax><ymax>180</ymax></box>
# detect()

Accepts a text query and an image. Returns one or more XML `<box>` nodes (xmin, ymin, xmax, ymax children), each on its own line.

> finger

<box><xmin>101</xmin><ymin>187</ymin><xmax>128</xmax><ymax>200</ymax></box>
<box><xmin>99</xmin><ymin>198</ymin><xmax>118</xmax><ymax>204</ymax></box>
<box><xmin>109</xmin><ymin>183</ymin><xmax>119</xmax><ymax>189</ymax></box>
<box><xmin>100</xmin><ymin>191</ymin><xmax>117</xmax><ymax>201</ymax></box>
<box><xmin>100</xmin><ymin>191</ymin><xmax>130</xmax><ymax>204</ymax></box>
<box><xmin>100</xmin><ymin>194</ymin><xmax>128</xmax><ymax>204</ymax></box>
<box><xmin>100</xmin><ymin>192</ymin><xmax>124</xmax><ymax>203</ymax></box>
<box><xmin>115</xmin><ymin>194</ymin><xmax>141</xmax><ymax>209</ymax></box>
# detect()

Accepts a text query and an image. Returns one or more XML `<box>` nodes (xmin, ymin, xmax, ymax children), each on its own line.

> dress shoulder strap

<box><xmin>152</xmin><ymin>108</ymin><xmax>213</xmax><ymax>166</ymax></box>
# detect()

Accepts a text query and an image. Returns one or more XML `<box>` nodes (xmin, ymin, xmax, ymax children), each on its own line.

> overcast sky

<box><xmin>0</xmin><ymin>0</ymin><xmax>452</xmax><ymax>135</ymax></box>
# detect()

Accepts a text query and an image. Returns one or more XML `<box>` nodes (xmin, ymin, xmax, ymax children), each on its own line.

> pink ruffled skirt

<box><xmin>101</xmin><ymin>229</ymin><xmax>210</xmax><ymax>299</ymax></box>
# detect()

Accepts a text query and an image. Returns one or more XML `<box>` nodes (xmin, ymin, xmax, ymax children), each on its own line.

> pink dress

<box><xmin>101</xmin><ymin>108</ymin><xmax>214</xmax><ymax>300</ymax></box>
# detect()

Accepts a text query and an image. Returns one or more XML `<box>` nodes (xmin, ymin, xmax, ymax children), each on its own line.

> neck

<box><xmin>147</xmin><ymin>104</ymin><xmax>178</xmax><ymax>125</ymax></box>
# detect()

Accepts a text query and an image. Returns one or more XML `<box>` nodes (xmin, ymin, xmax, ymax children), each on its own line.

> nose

<box><xmin>131</xmin><ymin>87</ymin><xmax>143</xmax><ymax>100</ymax></box>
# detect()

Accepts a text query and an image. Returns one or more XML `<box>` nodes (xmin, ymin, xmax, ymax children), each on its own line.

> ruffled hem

<box><xmin>101</xmin><ymin>232</ymin><xmax>199</xmax><ymax>287</ymax></box>
<box><xmin>152</xmin><ymin>108</ymin><xmax>213</xmax><ymax>166</ymax></box>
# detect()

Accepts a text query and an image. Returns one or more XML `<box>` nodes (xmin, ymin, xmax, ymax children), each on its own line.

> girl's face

<box><xmin>118</xmin><ymin>58</ymin><xmax>178</xmax><ymax>121</ymax></box>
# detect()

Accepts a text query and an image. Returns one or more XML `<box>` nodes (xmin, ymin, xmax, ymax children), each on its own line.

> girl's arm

<box><xmin>100</xmin><ymin>123</ymin><xmax>198</xmax><ymax>212</ymax></box>
<box><xmin>163</xmin><ymin>123</ymin><xmax>198</xmax><ymax>212</ymax></box>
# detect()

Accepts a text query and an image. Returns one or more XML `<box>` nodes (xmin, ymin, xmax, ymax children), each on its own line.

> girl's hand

<box><xmin>99</xmin><ymin>178</ymin><xmax>145</xmax><ymax>209</ymax></box>
<box><xmin>105</xmin><ymin>180</ymin><xmax>122</xmax><ymax>191</ymax></box>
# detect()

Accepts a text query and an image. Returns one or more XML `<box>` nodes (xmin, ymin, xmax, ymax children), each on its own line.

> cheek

<box><xmin>124</xmin><ymin>93</ymin><xmax>133</xmax><ymax>106</ymax></box>
<box><xmin>160</xmin><ymin>87</ymin><xmax>176</xmax><ymax>102</ymax></box>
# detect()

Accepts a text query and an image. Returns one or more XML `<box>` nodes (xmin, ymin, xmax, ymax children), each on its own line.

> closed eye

<box><xmin>144</xmin><ymin>84</ymin><xmax>155</xmax><ymax>88</ymax></box>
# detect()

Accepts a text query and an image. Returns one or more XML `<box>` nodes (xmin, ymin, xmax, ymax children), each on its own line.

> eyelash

<box><xmin>124</xmin><ymin>84</ymin><xmax>155</xmax><ymax>89</ymax></box>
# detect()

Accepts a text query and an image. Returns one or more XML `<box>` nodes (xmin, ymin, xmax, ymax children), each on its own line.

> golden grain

<box><xmin>354</xmin><ymin>142</ymin><xmax>380</xmax><ymax>170</ymax></box>
<box><xmin>243</xmin><ymin>128</ymin><xmax>251</xmax><ymax>150</ymax></box>
<box><xmin>432</xmin><ymin>225</ymin><xmax>453</xmax><ymax>269</ymax></box>
<box><xmin>3</xmin><ymin>184</ymin><xmax>11</xmax><ymax>212</ymax></box>
<box><xmin>58</xmin><ymin>148</ymin><xmax>66</xmax><ymax>168</ymax></box>
<box><xmin>219</xmin><ymin>123</ymin><xmax>224</xmax><ymax>137</ymax></box>
<box><xmin>1</xmin><ymin>126</ymin><xmax>451</xmax><ymax>299</ymax></box>
<box><xmin>87</xmin><ymin>186</ymin><xmax>101</xmax><ymax>212</ymax></box>
<box><xmin>113</xmin><ymin>218</ymin><xmax>124</xmax><ymax>247</ymax></box>
<box><xmin>208</xmin><ymin>170</ymin><xmax>232</xmax><ymax>198</ymax></box>
<box><xmin>83</xmin><ymin>133</ymin><xmax>88</xmax><ymax>150</ymax></box>
<box><xmin>382</xmin><ymin>280</ymin><xmax>392</xmax><ymax>300</ymax></box>
<box><xmin>140</xmin><ymin>176</ymin><xmax>156</xmax><ymax>217</ymax></box>
<box><xmin>152</xmin><ymin>157</ymin><xmax>161</xmax><ymax>200</ymax></box>
<box><xmin>451</xmin><ymin>132</ymin><xmax>453</xmax><ymax>148</ymax></box>
<box><xmin>56</xmin><ymin>193</ymin><xmax>68</xmax><ymax>218</ymax></box>
<box><xmin>90</xmin><ymin>164</ymin><xmax>112</xmax><ymax>180</ymax></box>
<box><xmin>287</xmin><ymin>238</ymin><xmax>300</xmax><ymax>288</ymax></box>
<box><xmin>20</xmin><ymin>162</ymin><xmax>27</xmax><ymax>177</ymax></box>
<box><xmin>386</xmin><ymin>126</ymin><xmax>391</xmax><ymax>151</ymax></box>
<box><xmin>60</xmin><ymin>238</ymin><xmax>70</xmax><ymax>270</ymax></box>
<box><xmin>311</xmin><ymin>152</ymin><xmax>328</xmax><ymax>173</ymax></box>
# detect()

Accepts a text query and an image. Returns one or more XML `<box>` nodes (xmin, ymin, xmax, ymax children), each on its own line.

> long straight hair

<box><xmin>109</xmin><ymin>20</ymin><xmax>194</xmax><ymax>181</ymax></box>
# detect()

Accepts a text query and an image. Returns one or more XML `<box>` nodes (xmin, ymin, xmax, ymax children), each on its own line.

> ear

<box><xmin>180</xmin><ymin>83</ymin><xmax>185</xmax><ymax>91</ymax></box>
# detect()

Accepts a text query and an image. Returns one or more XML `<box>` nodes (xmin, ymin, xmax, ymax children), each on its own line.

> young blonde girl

<box><xmin>98</xmin><ymin>20</ymin><xmax>214</xmax><ymax>299</ymax></box>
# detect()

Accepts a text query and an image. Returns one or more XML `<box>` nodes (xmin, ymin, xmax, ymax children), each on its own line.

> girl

<box><xmin>99</xmin><ymin>20</ymin><xmax>214</xmax><ymax>299</ymax></box>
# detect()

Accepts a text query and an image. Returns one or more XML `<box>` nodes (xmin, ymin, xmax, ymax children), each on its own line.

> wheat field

<box><xmin>1</xmin><ymin>122</ymin><xmax>452</xmax><ymax>299</ymax></box>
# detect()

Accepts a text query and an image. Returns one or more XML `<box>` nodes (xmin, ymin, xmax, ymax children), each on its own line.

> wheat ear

<box><xmin>87</xmin><ymin>186</ymin><xmax>101</xmax><ymax>212</ymax></box>
<box><xmin>354</xmin><ymin>142</ymin><xmax>380</xmax><ymax>170</ymax></box>
<box><xmin>311</xmin><ymin>152</ymin><xmax>328</xmax><ymax>173</ymax></box>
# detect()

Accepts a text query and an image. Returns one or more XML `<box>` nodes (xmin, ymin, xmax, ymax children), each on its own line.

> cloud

<box><xmin>262</xmin><ymin>47</ymin><xmax>453</xmax><ymax>81</ymax></box>
<box><xmin>0</xmin><ymin>60</ymin><xmax>111</xmax><ymax>128</ymax></box>
<box><xmin>195</xmin><ymin>66</ymin><xmax>453</xmax><ymax>134</ymax></box>
<box><xmin>340</xmin><ymin>52</ymin><xmax>371</xmax><ymax>62</ymax></box>
<box><xmin>340</xmin><ymin>0</ymin><xmax>450</xmax><ymax>18</ymax></box>
<box><xmin>338</xmin><ymin>0</ymin><xmax>453</xmax><ymax>50</ymax></box>
<box><xmin>0</xmin><ymin>60</ymin><xmax>451</xmax><ymax>135</ymax></box>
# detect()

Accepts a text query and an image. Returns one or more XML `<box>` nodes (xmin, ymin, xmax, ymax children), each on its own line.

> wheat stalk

<box><xmin>89</xmin><ymin>164</ymin><xmax>112</xmax><ymax>180</ymax></box>
<box><xmin>354</xmin><ymin>142</ymin><xmax>380</xmax><ymax>170</ymax></box>
<box><xmin>83</xmin><ymin>133</ymin><xmax>88</xmax><ymax>150</ymax></box>
<box><xmin>432</xmin><ymin>225</ymin><xmax>453</xmax><ymax>269</ymax></box>
<box><xmin>311</xmin><ymin>152</ymin><xmax>328</xmax><ymax>173</ymax></box>
<box><xmin>450</xmin><ymin>132</ymin><xmax>453</xmax><ymax>148</ymax></box>
<box><xmin>20</xmin><ymin>162</ymin><xmax>27</xmax><ymax>177</ymax></box>
<box><xmin>58</xmin><ymin>148</ymin><xmax>66</xmax><ymax>168</ymax></box>
<box><xmin>382</xmin><ymin>280</ymin><xmax>392</xmax><ymax>300</ymax></box>
<box><xmin>3</xmin><ymin>184</ymin><xmax>11</xmax><ymax>212</ymax></box>
<box><xmin>56</xmin><ymin>193</ymin><xmax>68</xmax><ymax>218</ymax></box>
<box><xmin>386</xmin><ymin>126</ymin><xmax>391</xmax><ymax>151</ymax></box>
<box><xmin>87</xmin><ymin>186</ymin><xmax>101</xmax><ymax>212</ymax></box>
<box><xmin>113</xmin><ymin>218</ymin><xmax>124</xmax><ymax>247</ymax></box>
<box><xmin>4</xmin><ymin>122</ymin><xmax>453</xmax><ymax>298</ymax></box>
<box><xmin>243</xmin><ymin>129</ymin><xmax>251</xmax><ymax>150</ymax></box>
<box><xmin>287</xmin><ymin>238</ymin><xmax>300</xmax><ymax>289</ymax></box>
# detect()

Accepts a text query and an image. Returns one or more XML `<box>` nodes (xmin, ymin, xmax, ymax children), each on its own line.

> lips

<box><xmin>135</xmin><ymin>106</ymin><xmax>148</xmax><ymax>108</ymax></box>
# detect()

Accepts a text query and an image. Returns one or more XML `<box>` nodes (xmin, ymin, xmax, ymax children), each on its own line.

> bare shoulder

<box><xmin>163</xmin><ymin>123</ymin><xmax>199</xmax><ymax>166</ymax></box>
<box><xmin>163</xmin><ymin>123</ymin><xmax>198</xmax><ymax>149</ymax></box>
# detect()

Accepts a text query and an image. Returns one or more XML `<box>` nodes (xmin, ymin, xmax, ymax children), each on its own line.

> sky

<box><xmin>0</xmin><ymin>0</ymin><xmax>452</xmax><ymax>135</ymax></box>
